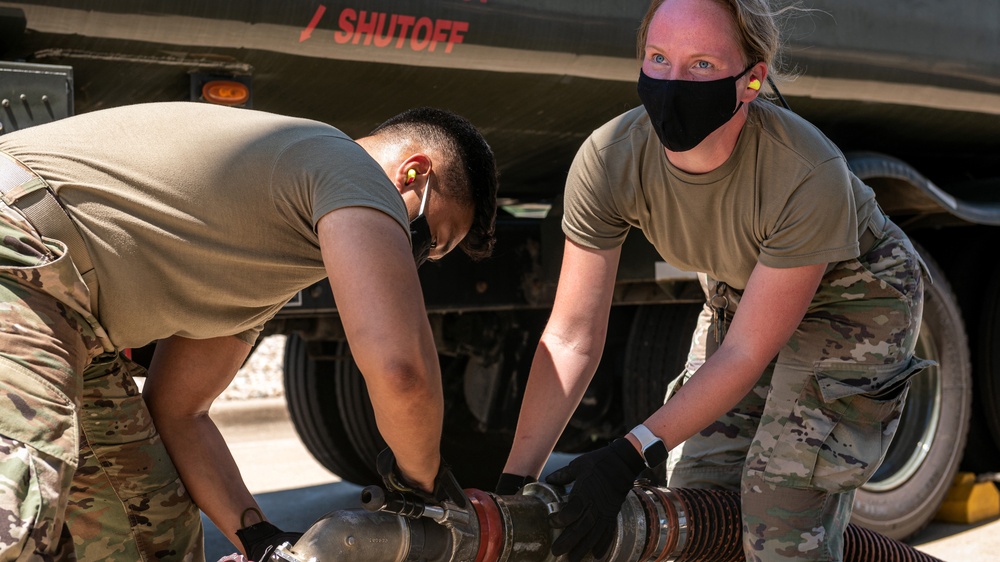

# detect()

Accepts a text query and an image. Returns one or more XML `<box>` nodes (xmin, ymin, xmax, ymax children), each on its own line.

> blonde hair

<box><xmin>637</xmin><ymin>0</ymin><xmax>790</xmax><ymax>73</ymax></box>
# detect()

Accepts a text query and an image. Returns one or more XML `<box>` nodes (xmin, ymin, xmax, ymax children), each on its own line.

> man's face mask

<box><xmin>636</xmin><ymin>64</ymin><xmax>754</xmax><ymax>152</ymax></box>
<box><xmin>409</xmin><ymin>177</ymin><xmax>434</xmax><ymax>268</ymax></box>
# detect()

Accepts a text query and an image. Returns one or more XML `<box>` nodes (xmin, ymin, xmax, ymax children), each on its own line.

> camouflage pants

<box><xmin>0</xmin><ymin>203</ymin><xmax>204</xmax><ymax>561</ymax></box>
<box><xmin>664</xmin><ymin>218</ymin><xmax>928</xmax><ymax>562</ymax></box>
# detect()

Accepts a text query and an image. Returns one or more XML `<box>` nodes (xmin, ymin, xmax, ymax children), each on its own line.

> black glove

<box><xmin>495</xmin><ymin>473</ymin><xmax>537</xmax><ymax>495</ymax></box>
<box><xmin>376</xmin><ymin>447</ymin><xmax>468</xmax><ymax>509</ymax></box>
<box><xmin>235</xmin><ymin>519</ymin><xmax>302</xmax><ymax>562</ymax></box>
<box><xmin>545</xmin><ymin>438</ymin><xmax>645</xmax><ymax>562</ymax></box>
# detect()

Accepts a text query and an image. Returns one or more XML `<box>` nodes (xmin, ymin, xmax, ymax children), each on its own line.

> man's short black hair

<box><xmin>371</xmin><ymin>107</ymin><xmax>498</xmax><ymax>260</ymax></box>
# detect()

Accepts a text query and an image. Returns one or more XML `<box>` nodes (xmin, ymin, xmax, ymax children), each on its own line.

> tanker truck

<box><xmin>1</xmin><ymin>0</ymin><xmax>998</xmax><ymax>542</ymax></box>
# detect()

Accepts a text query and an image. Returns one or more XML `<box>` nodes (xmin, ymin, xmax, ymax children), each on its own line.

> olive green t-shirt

<box><xmin>0</xmin><ymin>102</ymin><xmax>409</xmax><ymax>349</ymax></box>
<box><xmin>562</xmin><ymin>101</ymin><xmax>878</xmax><ymax>290</ymax></box>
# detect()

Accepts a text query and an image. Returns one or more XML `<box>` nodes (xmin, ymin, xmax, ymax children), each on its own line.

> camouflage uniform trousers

<box><xmin>0</xmin><ymin>203</ymin><xmax>204</xmax><ymax>561</ymax></box>
<box><xmin>663</xmin><ymin>218</ymin><xmax>929</xmax><ymax>562</ymax></box>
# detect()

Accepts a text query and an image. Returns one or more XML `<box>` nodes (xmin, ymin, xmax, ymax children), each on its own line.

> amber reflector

<box><xmin>202</xmin><ymin>80</ymin><xmax>250</xmax><ymax>105</ymax></box>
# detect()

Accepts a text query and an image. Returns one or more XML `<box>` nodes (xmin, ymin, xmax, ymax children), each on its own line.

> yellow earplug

<box><xmin>406</xmin><ymin>169</ymin><xmax>417</xmax><ymax>184</ymax></box>
<box><xmin>748</xmin><ymin>78</ymin><xmax>761</xmax><ymax>91</ymax></box>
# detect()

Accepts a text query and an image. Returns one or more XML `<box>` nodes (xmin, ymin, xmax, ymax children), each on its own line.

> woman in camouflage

<box><xmin>498</xmin><ymin>0</ymin><xmax>929</xmax><ymax>560</ymax></box>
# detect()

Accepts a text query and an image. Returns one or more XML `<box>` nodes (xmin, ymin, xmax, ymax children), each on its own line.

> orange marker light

<box><xmin>202</xmin><ymin>80</ymin><xmax>250</xmax><ymax>106</ymax></box>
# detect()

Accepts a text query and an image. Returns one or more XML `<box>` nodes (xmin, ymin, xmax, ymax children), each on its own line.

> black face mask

<box><xmin>637</xmin><ymin>64</ymin><xmax>754</xmax><ymax>152</ymax></box>
<box><xmin>409</xmin><ymin>178</ymin><xmax>434</xmax><ymax>268</ymax></box>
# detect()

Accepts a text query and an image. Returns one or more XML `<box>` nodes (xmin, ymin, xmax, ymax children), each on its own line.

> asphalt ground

<box><xmin>206</xmin><ymin>397</ymin><xmax>1000</xmax><ymax>562</ymax></box>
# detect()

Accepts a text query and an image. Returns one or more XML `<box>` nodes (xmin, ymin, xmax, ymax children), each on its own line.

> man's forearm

<box><xmin>366</xmin><ymin>362</ymin><xmax>444</xmax><ymax>491</ymax></box>
<box><xmin>153</xmin><ymin>410</ymin><xmax>261</xmax><ymax>552</ymax></box>
<box><xmin>140</xmin><ymin>335</ymin><xmax>259</xmax><ymax>553</ymax></box>
<box><xmin>318</xmin><ymin>209</ymin><xmax>447</xmax><ymax>493</ymax></box>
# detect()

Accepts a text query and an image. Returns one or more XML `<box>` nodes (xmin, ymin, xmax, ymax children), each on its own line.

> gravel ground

<box><xmin>217</xmin><ymin>334</ymin><xmax>287</xmax><ymax>401</ymax></box>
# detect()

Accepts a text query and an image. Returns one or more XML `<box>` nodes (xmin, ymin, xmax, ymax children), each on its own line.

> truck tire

<box><xmin>332</xmin><ymin>347</ymin><xmax>512</xmax><ymax>489</ymax></box>
<box><xmin>334</xmin><ymin>343</ymin><xmax>386</xmax><ymax>471</ymax></box>
<box><xmin>622</xmin><ymin>304</ymin><xmax>701</xmax><ymax>430</ymax></box>
<box><xmin>850</xmin><ymin>244</ymin><xmax>972</xmax><ymax>539</ymax></box>
<box><xmin>976</xmin><ymin>260</ymin><xmax>1000</xmax><ymax>456</ymax></box>
<box><xmin>284</xmin><ymin>334</ymin><xmax>511</xmax><ymax>489</ymax></box>
<box><xmin>961</xmin><ymin>257</ymin><xmax>1000</xmax><ymax>473</ymax></box>
<box><xmin>282</xmin><ymin>334</ymin><xmax>376</xmax><ymax>485</ymax></box>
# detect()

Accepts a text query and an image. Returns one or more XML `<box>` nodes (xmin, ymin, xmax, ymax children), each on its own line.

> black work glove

<box><xmin>545</xmin><ymin>438</ymin><xmax>645</xmax><ymax>562</ymax></box>
<box><xmin>495</xmin><ymin>473</ymin><xmax>537</xmax><ymax>496</ymax></box>
<box><xmin>376</xmin><ymin>447</ymin><xmax>469</xmax><ymax>509</ymax></box>
<box><xmin>235</xmin><ymin>519</ymin><xmax>302</xmax><ymax>562</ymax></box>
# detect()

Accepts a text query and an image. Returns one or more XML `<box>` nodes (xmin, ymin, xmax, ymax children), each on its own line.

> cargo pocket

<box><xmin>0</xmin><ymin>358</ymin><xmax>79</xmax><ymax>558</ymax></box>
<box><xmin>0</xmin><ymin>358</ymin><xmax>79</xmax><ymax>466</ymax></box>
<box><xmin>0</xmin><ymin>436</ymin><xmax>77</xmax><ymax>560</ymax></box>
<box><xmin>762</xmin><ymin>356</ymin><xmax>933</xmax><ymax>493</ymax></box>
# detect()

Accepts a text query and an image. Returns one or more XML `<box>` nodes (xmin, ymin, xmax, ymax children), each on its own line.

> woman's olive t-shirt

<box><xmin>562</xmin><ymin>101</ymin><xmax>878</xmax><ymax>290</ymax></box>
